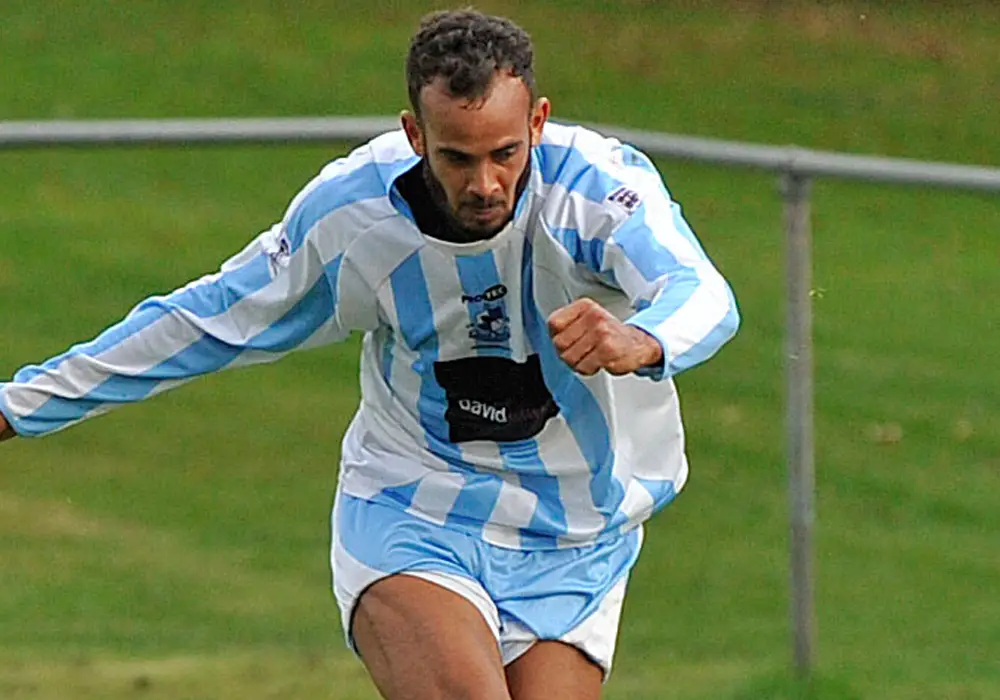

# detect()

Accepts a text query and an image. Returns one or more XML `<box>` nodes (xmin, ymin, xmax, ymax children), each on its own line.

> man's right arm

<box><xmin>0</xmin><ymin>220</ymin><xmax>355</xmax><ymax>439</ymax></box>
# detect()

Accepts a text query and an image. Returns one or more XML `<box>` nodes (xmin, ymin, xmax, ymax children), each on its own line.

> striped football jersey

<box><xmin>0</xmin><ymin>122</ymin><xmax>739</xmax><ymax>549</ymax></box>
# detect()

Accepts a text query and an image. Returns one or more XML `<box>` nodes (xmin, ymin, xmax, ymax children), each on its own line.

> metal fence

<box><xmin>4</xmin><ymin>116</ymin><xmax>1000</xmax><ymax>678</ymax></box>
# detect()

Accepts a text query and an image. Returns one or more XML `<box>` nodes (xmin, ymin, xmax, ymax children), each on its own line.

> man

<box><xmin>0</xmin><ymin>9</ymin><xmax>739</xmax><ymax>700</ymax></box>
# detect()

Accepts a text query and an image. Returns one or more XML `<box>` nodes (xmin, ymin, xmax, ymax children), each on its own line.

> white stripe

<box><xmin>420</xmin><ymin>248</ymin><xmax>468</xmax><ymax>362</ymax></box>
<box><xmin>366</xmin><ymin>130</ymin><xmax>418</xmax><ymax>163</ymax></box>
<box><xmin>614</xmin><ymin>483</ymin><xmax>656</xmax><ymax>529</ymax></box>
<box><xmin>657</xmin><ymin>271</ymin><xmax>732</xmax><ymax>361</ymax></box>
<box><xmin>534</xmin><ymin>417</ymin><xmax>606</xmax><ymax>538</ymax></box>
<box><xmin>485</xmin><ymin>474</ymin><xmax>538</xmax><ymax>533</ymax></box>
<box><xmin>541</xmin><ymin>123</ymin><xmax>623</xmax><ymax>162</ymax></box>
<box><xmin>338</xmin><ymin>409</ymin><xmax>450</xmax><ymax>499</ymax></box>
<box><xmin>407</xmin><ymin>472</ymin><xmax>465</xmax><ymax>526</ymax></box>
<box><xmin>538</xmin><ymin>181</ymin><xmax>623</xmax><ymax>242</ymax></box>
<box><xmin>377</xmin><ymin>298</ymin><xmax>424</xmax><ymax>437</ymax></box>
<box><xmin>492</xmin><ymin>234</ymin><xmax>530</xmax><ymax>361</ymax></box>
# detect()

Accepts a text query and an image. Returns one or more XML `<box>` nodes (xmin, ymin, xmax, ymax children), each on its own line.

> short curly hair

<box><xmin>406</xmin><ymin>9</ymin><xmax>536</xmax><ymax>116</ymax></box>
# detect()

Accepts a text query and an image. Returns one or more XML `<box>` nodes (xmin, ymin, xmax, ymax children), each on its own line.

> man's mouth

<box><xmin>457</xmin><ymin>202</ymin><xmax>498</xmax><ymax>222</ymax></box>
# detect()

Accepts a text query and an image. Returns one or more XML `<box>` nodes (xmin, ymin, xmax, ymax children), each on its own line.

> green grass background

<box><xmin>1</xmin><ymin>1</ymin><xmax>998</xmax><ymax>698</ymax></box>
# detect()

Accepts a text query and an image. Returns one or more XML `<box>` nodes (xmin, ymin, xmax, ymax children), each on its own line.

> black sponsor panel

<box><xmin>433</xmin><ymin>354</ymin><xmax>559</xmax><ymax>443</ymax></box>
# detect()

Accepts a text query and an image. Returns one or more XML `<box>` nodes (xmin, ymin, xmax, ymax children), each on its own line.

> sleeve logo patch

<box><xmin>266</xmin><ymin>230</ymin><xmax>292</xmax><ymax>275</ymax></box>
<box><xmin>607</xmin><ymin>186</ymin><xmax>641</xmax><ymax>214</ymax></box>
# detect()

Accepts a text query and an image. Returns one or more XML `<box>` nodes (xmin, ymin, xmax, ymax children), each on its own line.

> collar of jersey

<box><xmin>385</xmin><ymin>147</ymin><xmax>542</xmax><ymax>257</ymax></box>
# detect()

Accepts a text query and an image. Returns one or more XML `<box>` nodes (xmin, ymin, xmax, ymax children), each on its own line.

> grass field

<box><xmin>1</xmin><ymin>1</ymin><xmax>998</xmax><ymax>698</ymax></box>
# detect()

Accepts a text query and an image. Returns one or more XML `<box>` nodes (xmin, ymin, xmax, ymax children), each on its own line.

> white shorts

<box><xmin>330</xmin><ymin>492</ymin><xmax>643</xmax><ymax>677</ymax></box>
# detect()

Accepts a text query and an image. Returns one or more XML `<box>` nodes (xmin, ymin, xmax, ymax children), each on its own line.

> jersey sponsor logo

<box><xmin>462</xmin><ymin>284</ymin><xmax>511</xmax><ymax>347</ymax></box>
<box><xmin>607</xmin><ymin>186</ymin><xmax>641</xmax><ymax>214</ymax></box>
<box><xmin>434</xmin><ymin>355</ymin><xmax>558</xmax><ymax>443</ymax></box>
<box><xmin>458</xmin><ymin>398</ymin><xmax>508</xmax><ymax>424</ymax></box>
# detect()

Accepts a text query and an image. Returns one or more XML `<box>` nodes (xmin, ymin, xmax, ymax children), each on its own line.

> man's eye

<box><xmin>444</xmin><ymin>152</ymin><xmax>470</xmax><ymax>164</ymax></box>
<box><xmin>494</xmin><ymin>148</ymin><xmax>517</xmax><ymax>162</ymax></box>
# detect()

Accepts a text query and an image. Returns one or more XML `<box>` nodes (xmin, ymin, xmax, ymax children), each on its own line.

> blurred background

<box><xmin>1</xmin><ymin>1</ymin><xmax>997</xmax><ymax>698</ymax></box>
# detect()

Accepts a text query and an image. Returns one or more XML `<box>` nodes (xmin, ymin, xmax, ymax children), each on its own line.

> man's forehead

<box><xmin>418</xmin><ymin>74</ymin><xmax>533</xmax><ymax>149</ymax></box>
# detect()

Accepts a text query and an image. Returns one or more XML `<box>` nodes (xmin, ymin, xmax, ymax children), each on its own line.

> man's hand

<box><xmin>548</xmin><ymin>298</ymin><xmax>663</xmax><ymax>376</ymax></box>
<box><xmin>0</xmin><ymin>413</ymin><xmax>16</xmax><ymax>442</ymax></box>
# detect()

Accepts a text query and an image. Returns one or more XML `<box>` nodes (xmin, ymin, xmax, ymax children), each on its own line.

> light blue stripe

<box><xmin>534</xmin><ymin>143</ymin><xmax>623</xmax><ymax>203</ymax></box>
<box><xmin>521</xmin><ymin>240</ymin><xmax>625</xmax><ymax>525</ymax></box>
<box><xmin>548</xmin><ymin>227</ymin><xmax>607</xmax><ymax>269</ymax></box>
<box><xmin>285</xmin><ymin>156</ymin><xmax>417</xmax><ymax>245</ymax></box>
<box><xmin>168</xmin><ymin>254</ymin><xmax>274</xmax><ymax>318</ymax></box>
<box><xmin>636</xmin><ymin>478</ymin><xmax>677</xmax><ymax>505</ymax></box>
<box><xmin>548</xmin><ymin>227</ymin><xmax>618</xmax><ymax>287</ymax></box>
<box><xmin>455</xmin><ymin>256</ymin><xmax>484</xmax><ymax>335</ymax></box>
<box><xmin>667</xmin><ymin>286</ymin><xmax>741</xmax><ymax>374</ymax></box>
<box><xmin>611</xmin><ymin>209</ymin><xmax>699</xmax><ymax>285</ymax></box>
<box><xmin>613</xmin><ymin>142</ymin><xmax>707</xmax><ymax>256</ymax></box>
<box><xmin>627</xmin><ymin>274</ymin><xmax>700</xmax><ymax>329</ymax></box>
<box><xmin>389</xmin><ymin>252</ymin><xmax>449</xmax><ymax>443</ymax></box>
<box><xmin>503</xmin><ymin>443</ymin><xmax>565</xmax><ymax>549</ymax></box>
<box><xmin>377</xmin><ymin>480</ymin><xmax>420</xmax><ymax>510</ymax></box>
<box><xmin>454</xmin><ymin>252</ymin><xmax>512</xmax><ymax>358</ymax></box>
<box><xmin>445</xmin><ymin>473</ymin><xmax>502</xmax><ymax>531</ymax></box>
<box><xmin>240</xmin><ymin>257</ymin><xmax>340</xmax><ymax>352</ymax></box>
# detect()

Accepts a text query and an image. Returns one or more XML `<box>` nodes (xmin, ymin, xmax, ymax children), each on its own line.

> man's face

<box><xmin>402</xmin><ymin>73</ymin><xmax>550</xmax><ymax>237</ymax></box>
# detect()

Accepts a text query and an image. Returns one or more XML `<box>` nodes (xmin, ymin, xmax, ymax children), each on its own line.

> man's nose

<box><xmin>468</xmin><ymin>162</ymin><xmax>502</xmax><ymax>199</ymax></box>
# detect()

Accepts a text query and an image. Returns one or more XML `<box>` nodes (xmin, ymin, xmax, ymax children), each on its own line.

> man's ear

<box><xmin>401</xmin><ymin>111</ymin><xmax>425</xmax><ymax>157</ymax></box>
<box><xmin>529</xmin><ymin>98</ymin><xmax>551</xmax><ymax>147</ymax></box>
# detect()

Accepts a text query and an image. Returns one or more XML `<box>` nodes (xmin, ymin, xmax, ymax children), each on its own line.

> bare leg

<box><xmin>352</xmin><ymin>573</ymin><xmax>512</xmax><ymax>700</ymax></box>
<box><xmin>505</xmin><ymin>641</ymin><xmax>603</xmax><ymax>700</ymax></box>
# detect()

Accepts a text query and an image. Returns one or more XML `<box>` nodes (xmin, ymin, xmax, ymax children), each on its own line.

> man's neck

<box><xmin>394</xmin><ymin>159</ymin><xmax>530</xmax><ymax>244</ymax></box>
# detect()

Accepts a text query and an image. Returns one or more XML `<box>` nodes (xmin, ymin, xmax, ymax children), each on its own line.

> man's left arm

<box><xmin>549</xmin><ymin>182</ymin><xmax>739</xmax><ymax>379</ymax></box>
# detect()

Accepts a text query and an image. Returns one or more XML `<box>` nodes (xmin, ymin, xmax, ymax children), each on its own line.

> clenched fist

<box><xmin>548</xmin><ymin>298</ymin><xmax>663</xmax><ymax>376</ymax></box>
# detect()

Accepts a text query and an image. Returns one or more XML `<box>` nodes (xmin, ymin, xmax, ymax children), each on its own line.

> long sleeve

<box><xmin>603</xmin><ymin>181</ymin><xmax>740</xmax><ymax>379</ymax></box>
<box><xmin>0</xmin><ymin>222</ymin><xmax>350</xmax><ymax>437</ymax></box>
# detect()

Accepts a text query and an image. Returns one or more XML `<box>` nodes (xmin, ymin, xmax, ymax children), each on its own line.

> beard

<box><xmin>422</xmin><ymin>158</ymin><xmax>531</xmax><ymax>243</ymax></box>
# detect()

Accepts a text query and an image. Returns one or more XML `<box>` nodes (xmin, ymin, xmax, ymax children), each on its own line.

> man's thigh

<box><xmin>505</xmin><ymin>641</ymin><xmax>602</xmax><ymax>700</ymax></box>
<box><xmin>353</xmin><ymin>573</ymin><xmax>510</xmax><ymax>700</ymax></box>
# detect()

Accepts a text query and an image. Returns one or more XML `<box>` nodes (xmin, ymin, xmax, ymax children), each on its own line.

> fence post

<box><xmin>781</xmin><ymin>170</ymin><xmax>817</xmax><ymax>678</ymax></box>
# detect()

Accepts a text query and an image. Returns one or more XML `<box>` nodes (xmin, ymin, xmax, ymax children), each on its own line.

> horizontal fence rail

<box><xmin>3</xmin><ymin>115</ymin><xmax>998</xmax><ymax>680</ymax></box>
<box><xmin>2</xmin><ymin>116</ymin><xmax>999</xmax><ymax>191</ymax></box>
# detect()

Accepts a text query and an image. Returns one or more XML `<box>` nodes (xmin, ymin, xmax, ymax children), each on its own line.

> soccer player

<box><xmin>0</xmin><ymin>9</ymin><xmax>739</xmax><ymax>700</ymax></box>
